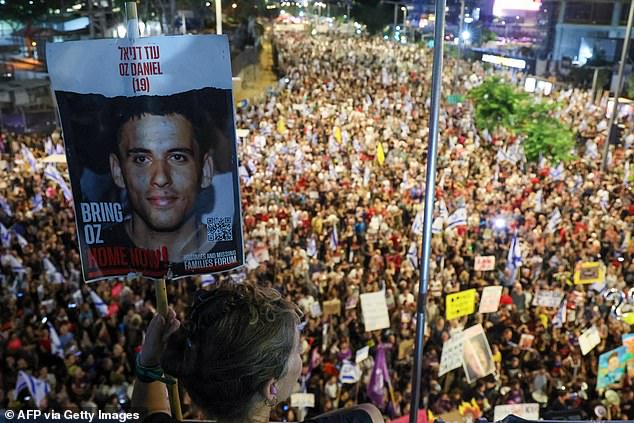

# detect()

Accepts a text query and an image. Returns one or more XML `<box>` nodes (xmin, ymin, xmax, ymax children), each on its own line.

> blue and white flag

<box><xmin>406</xmin><ymin>242</ymin><xmax>418</xmax><ymax>268</ymax></box>
<box><xmin>329</xmin><ymin>225</ymin><xmax>339</xmax><ymax>251</ymax></box>
<box><xmin>44</xmin><ymin>137</ymin><xmax>55</xmax><ymax>155</ymax></box>
<box><xmin>21</xmin><ymin>144</ymin><xmax>38</xmax><ymax>171</ymax></box>
<box><xmin>47</xmin><ymin>323</ymin><xmax>64</xmax><ymax>358</ymax></box>
<box><xmin>15</xmin><ymin>370</ymin><xmax>50</xmax><ymax>407</ymax></box>
<box><xmin>44</xmin><ymin>165</ymin><xmax>73</xmax><ymax>202</ymax></box>
<box><xmin>201</xmin><ymin>274</ymin><xmax>216</xmax><ymax>287</ymax></box>
<box><xmin>14</xmin><ymin>232</ymin><xmax>28</xmax><ymax>248</ymax></box>
<box><xmin>553</xmin><ymin>300</ymin><xmax>566</xmax><ymax>328</ymax></box>
<box><xmin>306</xmin><ymin>236</ymin><xmax>317</xmax><ymax>257</ymax></box>
<box><xmin>546</xmin><ymin>208</ymin><xmax>561</xmax><ymax>234</ymax></box>
<box><xmin>89</xmin><ymin>289</ymin><xmax>109</xmax><ymax>317</ymax></box>
<box><xmin>0</xmin><ymin>223</ymin><xmax>11</xmax><ymax>248</ymax></box>
<box><xmin>32</xmin><ymin>193</ymin><xmax>43</xmax><ymax>212</ymax></box>
<box><xmin>506</xmin><ymin>231</ymin><xmax>522</xmax><ymax>283</ymax></box>
<box><xmin>534</xmin><ymin>189</ymin><xmax>543</xmax><ymax>212</ymax></box>
<box><xmin>432</xmin><ymin>217</ymin><xmax>444</xmax><ymax>234</ymax></box>
<box><xmin>550</xmin><ymin>162</ymin><xmax>564</xmax><ymax>181</ymax></box>
<box><xmin>0</xmin><ymin>195</ymin><xmax>12</xmax><ymax>216</ymax></box>
<box><xmin>439</xmin><ymin>199</ymin><xmax>449</xmax><ymax>221</ymax></box>
<box><xmin>55</xmin><ymin>143</ymin><xmax>64</xmax><ymax>155</ymax></box>
<box><xmin>446</xmin><ymin>206</ymin><xmax>467</xmax><ymax>231</ymax></box>
<box><xmin>412</xmin><ymin>209</ymin><xmax>424</xmax><ymax>235</ymax></box>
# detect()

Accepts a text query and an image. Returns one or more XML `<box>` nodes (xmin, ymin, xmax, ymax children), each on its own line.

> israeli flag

<box><xmin>329</xmin><ymin>225</ymin><xmax>339</xmax><ymax>251</ymax></box>
<box><xmin>0</xmin><ymin>195</ymin><xmax>12</xmax><ymax>216</ymax></box>
<box><xmin>15</xmin><ymin>370</ymin><xmax>50</xmax><ymax>407</ymax></box>
<box><xmin>201</xmin><ymin>274</ymin><xmax>216</xmax><ymax>287</ymax></box>
<box><xmin>32</xmin><ymin>193</ymin><xmax>43</xmax><ymax>212</ymax></box>
<box><xmin>406</xmin><ymin>242</ymin><xmax>418</xmax><ymax>268</ymax></box>
<box><xmin>21</xmin><ymin>144</ymin><xmax>38</xmax><ymax>171</ymax></box>
<box><xmin>546</xmin><ymin>208</ymin><xmax>562</xmax><ymax>234</ymax></box>
<box><xmin>89</xmin><ymin>289</ymin><xmax>109</xmax><ymax>317</ymax></box>
<box><xmin>507</xmin><ymin>231</ymin><xmax>522</xmax><ymax>283</ymax></box>
<box><xmin>446</xmin><ymin>206</ymin><xmax>467</xmax><ymax>231</ymax></box>
<box><xmin>432</xmin><ymin>216</ymin><xmax>444</xmax><ymax>234</ymax></box>
<box><xmin>48</xmin><ymin>323</ymin><xmax>64</xmax><ymax>358</ymax></box>
<box><xmin>44</xmin><ymin>165</ymin><xmax>73</xmax><ymax>202</ymax></box>
<box><xmin>411</xmin><ymin>209</ymin><xmax>424</xmax><ymax>235</ymax></box>
<box><xmin>534</xmin><ymin>189</ymin><xmax>543</xmax><ymax>212</ymax></box>
<box><xmin>550</xmin><ymin>162</ymin><xmax>564</xmax><ymax>181</ymax></box>
<box><xmin>15</xmin><ymin>232</ymin><xmax>28</xmax><ymax>248</ymax></box>
<box><xmin>0</xmin><ymin>223</ymin><xmax>11</xmax><ymax>248</ymax></box>
<box><xmin>552</xmin><ymin>300</ymin><xmax>566</xmax><ymax>328</ymax></box>
<box><xmin>306</xmin><ymin>236</ymin><xmax>317</xmax><ymax>258</ymax></box>
<box><xmin>439</xmin><ymin>199</ymin><xmax>449</xmax><ymax>220</ymax></box>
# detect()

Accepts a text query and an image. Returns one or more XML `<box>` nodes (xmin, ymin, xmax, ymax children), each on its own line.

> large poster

<box><xmin>47</xmin><ymin>36</ymin><xmax>243</xmax><ymax>281</ymax></box>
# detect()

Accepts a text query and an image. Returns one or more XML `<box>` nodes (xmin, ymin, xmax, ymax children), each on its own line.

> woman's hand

<box><xmin>139</xmin><ymin>307</ymin><xmax>181</xmax><ymax>368</ymax></box>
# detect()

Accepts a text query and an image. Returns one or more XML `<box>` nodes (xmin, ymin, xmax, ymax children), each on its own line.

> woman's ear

<box><xmin>261</xmin><ymin>378</ymin><xmax>278</xmax><ymax>402</ymax></box>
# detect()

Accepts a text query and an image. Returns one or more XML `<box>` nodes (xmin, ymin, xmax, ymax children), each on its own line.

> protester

<box><xmin>1</xmin><ymin>30</ymin><xmax>633</xmax><ymax>421</ymax></box>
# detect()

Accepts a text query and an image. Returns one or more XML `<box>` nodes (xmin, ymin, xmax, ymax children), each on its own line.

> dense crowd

<box><xmin>1</xmin><ymin>31</ymin><xmax>634</xmax><ymax>422</ymax></box>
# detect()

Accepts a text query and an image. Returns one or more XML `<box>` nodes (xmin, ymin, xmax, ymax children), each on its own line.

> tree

<box><xmin>468</xmin><ymin>76</ymin><xmax>575</xmax><ymax>163</ymax></box>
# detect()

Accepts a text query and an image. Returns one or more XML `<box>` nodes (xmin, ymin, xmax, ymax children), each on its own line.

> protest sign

<box><xmin>360</xmin><ymin>291</ymin><xmax>390</xmax><ymax>332</ymax></box>
<box><xmin>478</xmin><ymin>286</ymin><xmax>502</xmax><ymax>314</ymax></box>
<box><xmin>474</xmin><ymin>255</ymin><xmax>495</xmax><ymax>271</ymax></box>
<box><xmin>574</xmin><ymin>262</ymin><xmax>605</xmax><ymax>285</ymax></box>
<box><xmin>356</xmin><ymin>346</ymin><xmax>370</xmax><ymax>363</ymax></box>
<box><xmin>47</xmin><ymin>36</ymin><xmax>243</xmax><ymax>281</ymax></box>
<box><xmin>446</xmin><ymin>289</ymin><xmax>476</xmax><ymax>320</ymax></box>
<box><xmin>322</xmin><ymin>299</ymin><xmax>341</xmax><ymax>317</ymax></box>
<box><xmin>310</xmin><ymin>302</ymin><xmax>322</xmax><ymax>318</ymax></box>
<box><xmin>462</xmin><ymin>324</ymin><xmax>495</xmax><ymax>384</ymax></box>
<box><xmin>290</xmin><ymin>393</ymin><xmax>315</xmax><ymax>408</ymax></box>
<box><xmin>597</xmin><ymin>346</ymin><xmax>627</xmax><ymax>389</ymax></box>
<box><xmin>439</xmin><ymin>331</ymin><xmax>464</xmax><ymax>377</ymax></box>
<box><xmin>579</xmin><ymin>325</ymin><xmax>601</xmax><ymax>356</ymax></box>
<box><xmin>493</xmin><ymin>403</ymin><xmax>540</xmax><ymax>421</ymax></box>
<box><xmin>531</xmin><ymin>290</ymin><xmax>564</xmax><ymax>308</ymax></box>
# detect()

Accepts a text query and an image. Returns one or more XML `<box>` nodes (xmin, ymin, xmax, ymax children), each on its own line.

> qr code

<box><xmin>206</xmin><ymin>217</ymin><xmax>233</xmax><ymax>242</ymax></box>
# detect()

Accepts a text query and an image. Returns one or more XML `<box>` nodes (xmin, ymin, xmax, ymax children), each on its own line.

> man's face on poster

<box><xmin>110</xmin><ymin>113</ymin><xmax>213</xmax><ymax>232</ymax></box>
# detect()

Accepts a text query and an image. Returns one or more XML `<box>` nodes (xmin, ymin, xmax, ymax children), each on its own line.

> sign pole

<box><xmin>124</xmin><ymin>2</ymin><xmax>183</xmax><ymax>419</ymax></box>
<box><xmin>409</xmin><ymin>0</ymin><xmax>446</xmax><ymax>422</ymax></box>
<box><xmin>154</xmin><ymin>277</ymin><xmax>183</xmax><ymax>420</ymax></box>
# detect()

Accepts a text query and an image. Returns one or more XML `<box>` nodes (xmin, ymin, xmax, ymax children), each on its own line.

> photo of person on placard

<box><xmin>54</xmin><ymin>88</ymin><xmax>243</xmax><ymax>279</ymax></box>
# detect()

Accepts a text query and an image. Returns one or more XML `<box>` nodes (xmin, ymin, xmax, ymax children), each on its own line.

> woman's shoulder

<box><xmin>304</xmin><ymin>404</ymin><xmax>383</xmax><ymax>423</ymax></box>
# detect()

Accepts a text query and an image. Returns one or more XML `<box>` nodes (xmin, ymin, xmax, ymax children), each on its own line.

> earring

<box><xmin>264</xmin><ymin>396</ymin><xmax>278</xmax><ymax>408</ymax></box>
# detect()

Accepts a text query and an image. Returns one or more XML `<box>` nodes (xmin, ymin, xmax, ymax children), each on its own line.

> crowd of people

<box><xmin>1</xmin><ymin>30</ymin><xmax>634</xmax><ymax>422</ymax></box>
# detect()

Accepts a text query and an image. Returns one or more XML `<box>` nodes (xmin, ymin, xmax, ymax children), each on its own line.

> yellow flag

<box><xmin>445</xmin><ymin>289</ymin><xmax>476</xmax><ymax>320</ymax></box>
<box><xmin>334</xmin><ymin>127</ymin><xmax>342</xmax><ymax>143</ymax></box>
<box><xmin>277</xmin><ymin>118</ymin><xmax>286</xmax><ymax>135</ymax></box>
<box><xmin>376</xmin><ymin>142</ymin><xmax>385</xmax><ymax>166</ymax></box>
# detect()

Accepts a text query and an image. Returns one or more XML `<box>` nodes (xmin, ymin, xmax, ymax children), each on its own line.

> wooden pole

<box><xmin>154</xmin><ymin>277</ymin><xmax>183</xmax><ymax>420</ymax></box>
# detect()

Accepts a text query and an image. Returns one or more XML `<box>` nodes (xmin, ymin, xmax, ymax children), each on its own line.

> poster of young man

<box><xmin>47</xmin><ymin>36</ymin><xmax>243</xmax><ymax>281</ymax></box>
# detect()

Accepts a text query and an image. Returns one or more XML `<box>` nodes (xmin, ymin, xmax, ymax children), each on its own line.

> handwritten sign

<box><xmin>532</xmin><ymin>290</ymin><xmax>564</xmax><ymax>308</ymax></box>
<box><xmin>439</xmin><ymin>331</ymin><xmax>465</xmax><ymax>377</ymax></box>
<box><xmin>479</xmin><ymin>286</ymin><xmax>502</xmax><ymax>314</ymax></box>
<box><xmin>494</xmin><ymin>403</ymin><xmax>540</xmax><ymax>421</ymax></box>
<box><xmin>446</xmin><ymin>289</ymin><xmax>476</xmax><ymax>320</ymax></box>
<box><xmin>322</xmin><ymin>299</ymin><xmax>341</xmax><ymax>317</ymax></box>
<box><xmin>356</xmin><ymin>346</ymin><xmax>370</xmax><ymax>363</ymax></box>
<box><xmin>474</xmin><ymin>255</ymin><xmax>496</xmax><ymax>271</ymax></box>
<box><xmin>290</xmin><ymin>393</ymin><xmax>315</xmax><ymax>408</ymax></box>
<box><xmin>574</xmin><ymin>262</ymin><xmax>605</xmax><ymax>285</ymax></box>
<box><xmin>579</xmin><ymin>325</ymin><xmax>601</xmax><ymax>356</ymax></box>
<box><xmin>360</xmin><ymin>291</ymin><xmax>390</xmax><ymax>332</ymax></box>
